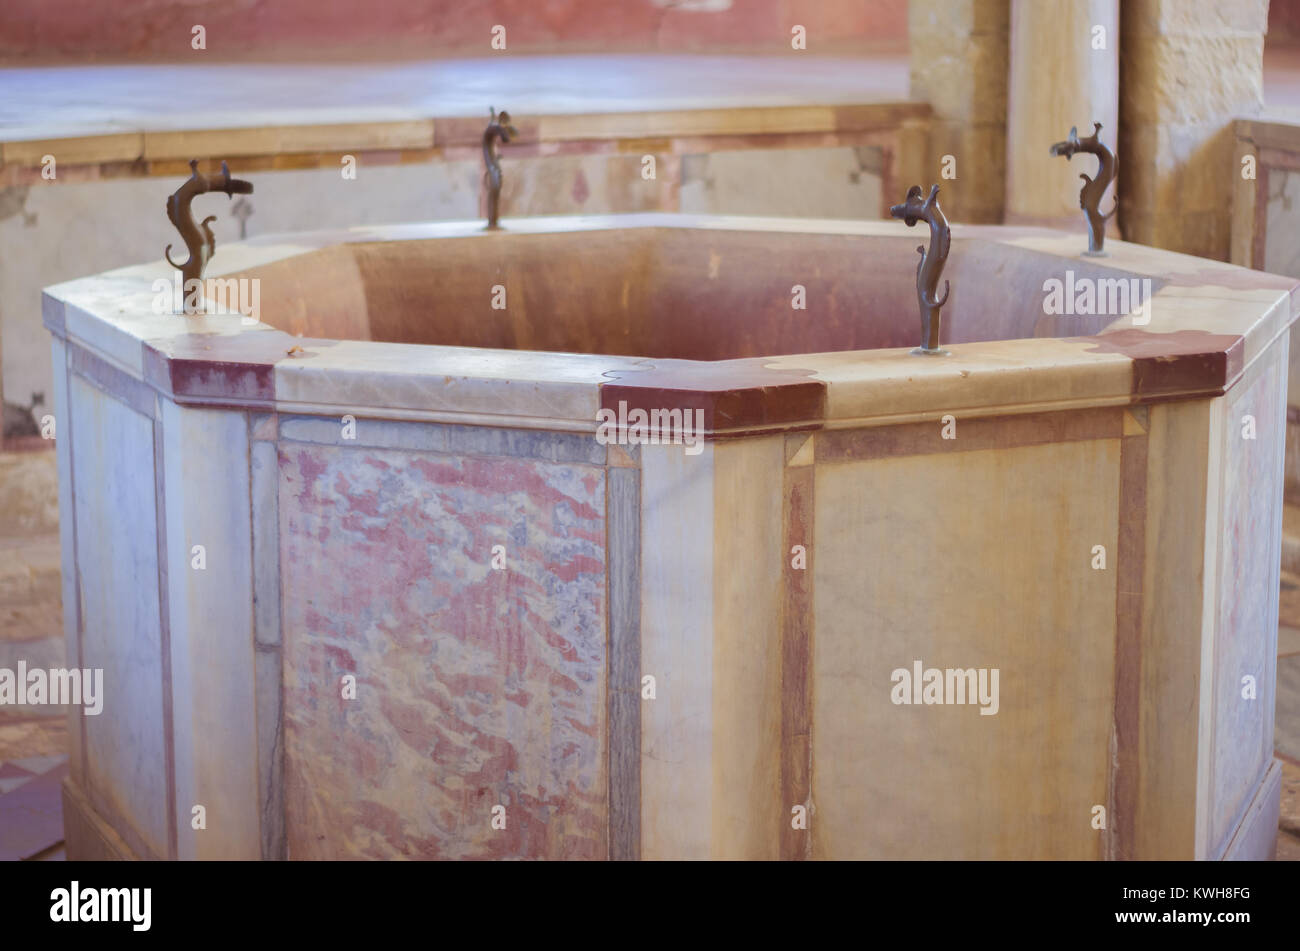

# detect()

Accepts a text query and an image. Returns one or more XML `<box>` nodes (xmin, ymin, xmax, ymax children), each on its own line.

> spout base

<box><xmin>910</xmin><ymin>346</ymin><xmax>951</xmax><ymax>357</ymax></box>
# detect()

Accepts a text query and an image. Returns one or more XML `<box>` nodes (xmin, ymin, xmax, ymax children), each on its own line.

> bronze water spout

<box><xmin>483</xmin><ymin>107</ymin><xmax>518</xmax><ymax>230</ymax></box>
<box><xmin>164</xmin><ymin>159</ymin><xmax>253</xmax><ymax>292</ymax></box>
<box><xmin>890</xmin><ymin>184</ymin><xmax>951</xmax><ymax>355</ymax></box>
<box><xmin>1049</xmin><ymin>122</ymin><xmax>1117</xmax><ymax>255</ymax></box>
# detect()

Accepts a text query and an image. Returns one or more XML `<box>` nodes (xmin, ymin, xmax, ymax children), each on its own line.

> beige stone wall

<box><xmin>1004</xmin><ymin>0</ymin><xmax>1120</xmax><ymax>229</ymax></box>
<box><xmin>907</xmin><ymin>0</ymin><xmax>1010</xmax><ymax>223</ymax></box>
<box><xmin>1119</xmin><ymin>0</ymin><xmax>1267</xmax><ymax>260</ymax></box>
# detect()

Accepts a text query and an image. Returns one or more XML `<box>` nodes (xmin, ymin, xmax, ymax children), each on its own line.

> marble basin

<box><xmin>43</xmin><ymin>213</ymin><xmax>1297</xmax><ymax>860</ymax></box>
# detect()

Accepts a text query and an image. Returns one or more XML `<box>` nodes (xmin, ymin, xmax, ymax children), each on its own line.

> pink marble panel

<box><xmin>279</xmin><ymin>441</ymin><xmax>607</xmax><ymax>859</ymax></box>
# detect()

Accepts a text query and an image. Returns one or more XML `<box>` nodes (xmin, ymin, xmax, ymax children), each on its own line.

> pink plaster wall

<box><xmin>0</xmin><ymin>0</ymin><xmax>907</xmax><ymax>63</ymax></box>
<box><xmin>1271</xmin><ymin>0</ymin><xmax>1300</xmax><ymax>46</ymax></box>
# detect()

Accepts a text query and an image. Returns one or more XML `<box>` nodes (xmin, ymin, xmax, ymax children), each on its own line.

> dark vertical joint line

<box><xmin>65</xmin><ymin>344</ymin><xmax>89</xmax><ymax>789</ymax></box>
<box><xmin>273</xmin><ymin>426</ymin><xmax>290</xmax><ymax>859</ymax></box>
<box><xmin>246</xmin><ymin>413</ymin><xmax>267</xmax><ymax>858</ymax></box>
<box><xmin>605</xmin><ymin>470</ymin><xmax>613</xmax><ymax>862</ymax></box>
<box><xmin>1111</xmin><ymin>432</ymin><xmax>1148</xmax><ymax>860</ymax></box>
<box><xmin>152</xmin><ymin>417</ymin><xmax>179</xmax><ymax>860</ymax></box>
<box><xmin>607</xmin><ymin>467</ymin><xmax>641</xmax><ymax>860</ymax></box>
<box><xmin>255</xmin><ymin>424</ymin><xmax>288</xmax><ymax>861</ymax></box>
<box><xmin>780</xmin><ymin>461</ymin><xmax>815</xmax><ymax>860</ymax></box>
<box><xmin>1252</xmin><ymin>165</ymin><xmax>1270</xmax><ymax>271</ymax></box>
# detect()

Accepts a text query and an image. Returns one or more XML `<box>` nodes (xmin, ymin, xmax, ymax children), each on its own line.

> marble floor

<box><xmin>0</xmin><ymin>726</ymin><xmax>67</xmax><ymax>861</ymax></box>
<box><xmin>0</xmin><ymin>529</ymin><xmax>67</xmax><ymax>860</ymax></box>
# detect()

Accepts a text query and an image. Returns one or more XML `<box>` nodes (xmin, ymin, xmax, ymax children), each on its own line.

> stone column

<box><xmin>1004</xmin><ymin>0</ymin><xmax>1120</xmax><ymax>231</ymax></box>
<box><xmin>1119</xmin><ymin>0</ymin><xmax>1267</xmax><ymax>260</ymax></box>
<box><xmin>907</xmin><ymin>0</ymin><xmax>1010</xmax><ymax>224</ymax></box>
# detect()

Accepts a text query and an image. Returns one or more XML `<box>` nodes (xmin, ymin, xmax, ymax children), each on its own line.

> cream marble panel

<box><xmin>68</xmin><ymin>373</ymin><xmax>168</xmax><ymax>858</ymax></box>
<box><xmin>161</xmin><ymin>400</ymin><xmax>260</xmax><ymax>860</ymax></box>
<box><xmin>1136</xmin><ymin>398</ymin><xmax>1216</xmax><ymax>859</ymax></box>
<box><xmin>1135</xmin><ymin>288</ymin><xmax>1291</xmax><ymax>374</ymax></box>
<box><xmin>540</xmin><ymin>106</ymin><xmax>840</xmax><ymax>141</ymax></box>
<box><xmin>680</xmin><ymin>147</ymin><xmax>883</xmax><ymax>220</ymax></box>
<box><xmin>1196</xmin><ymin>395</ymin><xmax>1226</xmax><ymax>860</ymax></box>
<box><xmin>1230</xmin><ymin>133</ymin><xmax>1259</xmax><ymax>270</ymax></box>
<box><xmin>710</xmin><ymin>436</ymin><xmax>784</xmax><ymax>859</ymax></box>
<box><xmin>273</xmin><ymin>340</ymin><xmax>627</xmax><ymax>425</ymax></box>
<box><xmin>772</xmin><ymin>337</ymin><xmax>1135</xmax><ymax>426</ymax></box>
<box><xmin>500</xmin><ymin>153</ymin><xmax>674</xmax><ymax>217</ymax></box>
<box><xmin>1264</xmin><ymin>168</ymin><xmax>1300</xmax><ymax>279</ymax></box>
<box><xmin>639</xmin><ymin>441</ymin><xmax>714</xmax><ymax>860</ymax></box>
<box><xmin>812</xmin><ymin>437</ymin><xmax>1120</xmax><ymax>859</ymax></box>
<box><xmin>1007</xmin><ymin>231</ymin><xmax>1278</xmax><ymax>283</ymax></box>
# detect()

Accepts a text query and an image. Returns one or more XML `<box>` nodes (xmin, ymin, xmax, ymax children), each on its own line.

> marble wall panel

<box><xmin>68</xmin><ymin>373</ymin><xmax>168</xmax><ymax>858</ymax></box>
<box><xmin>278</xmin><ymin>439</ymin><xmax>607</xmax><ymax>859</ymax></box>
<box><xmin>1264</xmin><ymin>168</ymin><xmax>1300</xmax><ymax>279</ymax></box>
<box><xmin>160</xmin><ymin>401</ymin><xmax>260</xmax><ymax>860</ymax></box>
<box><xmin>812</xmin><ymin>435</ymin><xmax>1120</xmax><ymax>859</ymax></box>
<box><xmin>499</xmin><ymin>153</ymin><xmax>676</xmax><ymax>217</ymax></box>
<box><xmin>679</xmin><ymin>146</ymin><xmax>883</xmax><ymax>220</ymax></box>
<box><xmin>3</xmin><ymin>160</ymin><xmax>480</xmax><ymax>412</ymax></box>
<box><xmin>638</xmin><ymin>442</ymin><xmax>714</xmax><ymax>860</ymax></box>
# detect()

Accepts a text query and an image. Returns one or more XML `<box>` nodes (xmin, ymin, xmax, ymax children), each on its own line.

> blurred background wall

<box><xmin>0</xmin><ymin>0</ymin><xmax>908</xmax><ymax>63</ymax></box>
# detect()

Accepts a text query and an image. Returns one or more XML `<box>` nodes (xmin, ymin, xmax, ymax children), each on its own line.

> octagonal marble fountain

<box><xmin>44</xmin><ymin>212</ymin><xmax>1294</xmax><ymax>860</ymax></box>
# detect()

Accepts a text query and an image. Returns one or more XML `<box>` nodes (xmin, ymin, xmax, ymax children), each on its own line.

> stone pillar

<box><xmin>1119</xmin><ymin>0</ymin><xmax>1267</xmax><ymax>260</ymax></box>
<box><xmin>907</xmin><ymin>0</ymin><xmax>1010</xmax><ymax>224</ymax></box>
<box><xmin>1004</xmin><ymin>0</ymin><xmax>1120</xmax><ymax>231</ymax></box>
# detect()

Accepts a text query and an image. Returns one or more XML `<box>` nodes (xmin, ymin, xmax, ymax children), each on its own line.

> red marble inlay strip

<box><xmin>152</xmin><ymin>417</ymin><xmax>179</xmax><ymax>860</ymax></box>
<box><xmin>1083</xmin><ymin>330</ymin><xmax>1246</xmax><ymax>398</ymax></box>
<box><xmin>1254</xmin><ymin>164</ymin><xmax>1272</xmax><ymax>274</ymax></box>
<box><xmin>601</xmin><ymin>361</ymin><xmax>826</xmax><ymax>437</ymax></box>
<box><xmin>780</xmin><ymin>457</ymin><xmax>814</xmax><ymax>861</ymax></box>
<box><xmin>143</xmin><ymin>331</ymin><xmax>333</xmax><ymax>404</ymax></box>
<box><xmin>1258</xmin><ymin>146</ymin><xmax>1300</xmax><ymax>173</ymax></box>
<box><xmin>606</xmin><ymin>466</ymin><xmax>641</xmax><ymax>860</ymax></box>
<box><xmin>819</xmin><ymin>406</ymin><xmax>1123</xmax><ymax>463</ymax></box>
<box><xmin>69</xmin><ymin>342</ymin><xmax>156</xmax><ymax>419</ymax></box>
<box><xmin>434</xmin><ymin>116</ymin><xmax>541</xmax><ymax>148</ymax></box>
<box><xmin>1109</xmin><ymin>431</ymin><xmax>1148</xmax><ymax>861</ymax></box>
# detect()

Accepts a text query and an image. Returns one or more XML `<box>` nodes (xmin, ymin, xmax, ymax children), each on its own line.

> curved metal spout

<box><xmin>483</xmin><ymin>107</ymin><xmax>518</xmax><ymax>230</ymax></box>
<box><xmin>1049</xmin><ymin>121</ymin><xmax>1117</xmax><ymax>255</ymax></box>
<box><xmin>164</xmin><ymin>159</ymin><xmax>254</xmax><ymax>295</ymax></box>
<box><xmin>889</xmin><ymin>184</ymin><xmax>951</xmax><ymax>355</ymax></box>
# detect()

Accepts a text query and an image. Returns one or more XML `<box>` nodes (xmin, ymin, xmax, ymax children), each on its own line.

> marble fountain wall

<box><xmin>1232</xmin><ymin>115</ymin><xmax>1300</xmax><ymax>505</ymax></box>
<box><xmin>43</xmin><ymin>215</ymin><xmax>1297</xmax><ymax>860</ymax></box>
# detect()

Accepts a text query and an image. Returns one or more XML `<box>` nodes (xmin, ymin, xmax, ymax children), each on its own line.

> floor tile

<box><xmin>1278</xmin><ymin>831</ymin><xmax>1300</xmax><ymax>861</ymax></box>
<box><xmin>1282</xmin><ymin>625</ymin><xmax>1300</xmax><ymax>659</ymax></box>
<box><xmin>1279</xmin><ymin>656</ymin><xmax>1300</xmax><ymax>764</ymax></box>
<box><xmin>0</xmin><ymin>760</ymin><xmax>67</xmax><ymax>861</ymax></box>
<box><xmin>10</xmin><ymin>753</ymin><xmax>67</xmax><ymax>775</ymax></box>
<box><xmin>0</xmin><ymin>775</ymin><xmax>34</xmax><ymax>795</ymax></box>
<box><xmin>0</xmin><ymin>716</ymin><xmax>68</xmax><ymax>760</ymax></box>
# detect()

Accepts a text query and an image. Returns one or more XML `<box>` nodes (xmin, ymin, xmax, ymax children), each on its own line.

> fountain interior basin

<box><xmin>43</xmin><ymin>212</ymin><xmax>1297</xmax><ymax>860</ymax></box>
